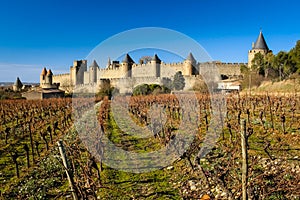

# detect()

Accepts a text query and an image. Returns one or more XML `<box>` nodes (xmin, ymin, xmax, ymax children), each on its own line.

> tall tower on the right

<box><xmin>248</xmin><ymin>31</ymin><xmax>272</xmax><ymax>68</ymax></box>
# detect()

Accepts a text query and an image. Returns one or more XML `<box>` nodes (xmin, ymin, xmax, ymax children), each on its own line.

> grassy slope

<box><xmin>241</xmin><ymin>78</ymin><xmax>300</xmax><ymax>95</ymax></box>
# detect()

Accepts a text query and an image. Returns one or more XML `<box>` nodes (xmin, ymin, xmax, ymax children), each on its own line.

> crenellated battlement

<box><xmin>161</xmin><ymin>62</ymin><xmax>185</xmax><ymax>67</ymax></box>
<box><xmin>99</xmin><ymin>67</ymin><xmax>121</xmax><ymax>71</ymax></box>
<box><xmin>43</xmin><ymin>52</ymin><xmax>246</xmax><ymax>93</ymax></box>
<box><xmin>213</xmin><ymin>62</ymin><xmax>247</xmax><ymax>66</ymax></box>
<box><xmin>53</xmin><ymin>73</ymin><xmax>70</xmax><ymax>77</ymax></box>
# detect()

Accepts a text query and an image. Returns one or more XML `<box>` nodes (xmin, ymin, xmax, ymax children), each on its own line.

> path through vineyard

<box><xmin>0</xmin><ymin>94</ymin><xmax>299</xmax><ymax>199</ymax></box>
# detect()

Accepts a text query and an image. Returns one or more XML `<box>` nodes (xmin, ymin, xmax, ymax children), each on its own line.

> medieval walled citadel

<box><xmin>36</xmin><ymin>31</ymin><xmax>270</xmax><ymax>95</ymax></box>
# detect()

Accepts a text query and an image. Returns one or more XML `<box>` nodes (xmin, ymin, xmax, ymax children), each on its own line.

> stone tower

<box><xmin>70</xmin><ymin>60</ymin><xmax>87</xmax><ymax>85</ymax></box>
<box><xmin>89</xmin><ymin>60</ymin><xmax>99</xmax><ymax>83</ymax></box>
<box><xmin>183</xmin><ymin>52</ymin><xmax>197</xmax><ymax>76</ymax></box>
<box><xmin>122</xmin><ymin>54</ymin><xmax>134</xmax><ymax>78</ymax></box>
<box><xmin>44</xmin><ymin>69</ymin><xmax>53</xmax><ymax>88</ymax></box>
<box><xmin>40</xmin><ymin>67</ymin><xmax>47</xmax><ymax>88</ymax></box>
<box><xmin>13</xmin><ymin>77</ymin><xmax>23</xmax><ymax>91</ymax></box>
<box><xmin>248</xmin><ymin>31</ymin><xmax>271</xmax><ymax>68</ymax></box>
<box><xmin>151</xmin><ymin>54</ymin><xmax>161</xmax><ymax>78</ymax></box>
<box><xmin>40</xmin><ymin>68</ymin><xmax>54</xmax><ymax>89</ymax></box>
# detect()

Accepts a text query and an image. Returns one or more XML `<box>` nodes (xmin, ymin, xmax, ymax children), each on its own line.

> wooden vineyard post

<box><xmin>241</xmin><ymin>119</ymin><xmax>248</xmax><ymax>200</ymax></box>
<box><xmin>11</xmin><ymin>151</ymin><xmax>20</xmax><ymax>178</ymax></box>
<box><xmin>28</xmin><ymin>122</ymin><xmax>35</xmax><ymax>163</ymax></box>
<box><xmin>23</xmin><ymin>144</ymin><xmax>30</xmax><ymax>168</ymax></box>
<box><xmin>57</xmin><ymin>140</ymin><xmax>78</xmax><ymax>200</ymax></box>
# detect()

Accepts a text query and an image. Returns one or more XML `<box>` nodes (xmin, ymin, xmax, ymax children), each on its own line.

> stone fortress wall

<box><xmin>46</xmin><ymin>53</ymin><xmax>247</xmax><ymax>92</ymax></box>
<box><xmin>53</xmin><ymin>73</ymin><xmax>70</xmax><ymax>86</ymax></box>
<box><xmin>39</xmin><ymin>31</ymin><xmax>271</xmax><ymax>94</ymax></box>
<box><xmin>49</xmin><ymin>52</ymin><xmax>246</xmax><ymax>93</ymax></box>
<box><xmin>51</xmin><ymin>61</ymin><xmax>244</xmax><ymax>87</ymax></box>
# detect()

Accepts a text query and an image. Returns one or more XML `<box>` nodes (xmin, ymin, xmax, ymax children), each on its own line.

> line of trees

<box><xmin>132</xmin><ymin>71</ymin><xmax>185</xmax><ymax>96</ymax></box>
<box><xmin>250</xmin><ymin>40</ymin><xmax>300</xmax><ymax>80</ymax></box>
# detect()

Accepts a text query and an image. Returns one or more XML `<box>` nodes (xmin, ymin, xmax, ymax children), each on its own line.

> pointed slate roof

<box><xmin>186</xmin><ymin>52</ymin><xmax>196</xmax><ymax>63</ymax></box>
<box><xmin>46</xmin><ymin>69</ymin><xmax>53</xmax><ymax>76</ymax></box>
<box><xmin>253</xmin><ymin>31</ymin><xmax>269</xmax><ymax>50</ymax></box>
<box><xmin>14</xmin><ymin>77</ymin><xmax>23</xmax><ymax>87</ymax></box>
<box><xmin>41</xmin><ymin>67</ymin><xmax>47</xmax><ymax>76</ymax></box>
<box><xmin>91</xmin><ymin>60</ymin><xmax>99</xmax><ymax>68</ymax></box>
<box><xmin>151</xmin><ymin>54</ymin><xmax>161</xmax><ymax>64</ymax></box>
<box><xmin>122</xmin><ymin>54</ymin><xmax>135</xmax><ymax>63</ymax></box>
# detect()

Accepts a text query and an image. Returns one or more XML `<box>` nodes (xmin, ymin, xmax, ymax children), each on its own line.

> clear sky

<box><xmin>0</xmin><ymin>0</ymin><xmax>299</xmax><ymax>82</ymax></box>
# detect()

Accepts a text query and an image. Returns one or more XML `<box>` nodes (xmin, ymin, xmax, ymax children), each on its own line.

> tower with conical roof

<box><xmin>42</xmin><ymin>69</ymin><xmax>53</xmax><ymax>88</ymax></box>
<box><xmin>183</xmin><ymin>52</ymin><xmax>197</xmax><ymax>75</ymax></box>
<box><xmin>121</xmin><ymin>54</ymin><xmax>134</xmax><ymax>78</ymax></box>
<box><xmin>89</xmin><ymin>60</ymin><xmax>99</xmax><ymax>83</ymax></box>
<box><xmin>151</xmin><ymin>54</ymin><xmax>161</xmax><ymax>77</ymax></box>
<box><xmin>46</xmin><ymin>69</ymin><xmax>53</xmax><ymax>85</ymax></box>
<box><xmin>40</xmin><ymin>67</ymin><xmax>56</xmax><ymax>89</ymax></box>
<box><xmin>40</xmin><ymin>67</ymin><xmax>47</xmax><ymax>88</ymax></box>
<box><xmin>248</xmin><ymin>31</ymin><xmax>272</xmax><ymax>68</ymax></box>
<box><xmin>13</xmin><ymin>77</ymin><xmax>23</xmax><ymax>91</ymax></box>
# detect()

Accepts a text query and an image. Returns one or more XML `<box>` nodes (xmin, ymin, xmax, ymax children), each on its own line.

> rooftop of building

<box><xmin>253</xmin><ymin>31</ymin><xmax>269</xmax><ymax>50</ymax></box>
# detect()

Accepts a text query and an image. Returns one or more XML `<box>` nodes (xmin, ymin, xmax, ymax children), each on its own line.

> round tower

<box><xmin>183</xmin><ymin>52</ymin><xmax>196</xmax><ymax>76</ymax></box>
<box><xmin>248</xmin><ymin>31</ymin><xmax>271</xmax><ymax>68</ymax></box>
<box><xmin>89</xmin><ymin>60</ymin><xmax>99</xmax><ymax>83</ymax></box>
<box><xmin>13</xmin><ymin>77</ymin><xmax>23</xmax><ymax>92</ymax></box>
<box><xmin>122</xmin><ymin>54</ymin><xmax>134</xmax><ymax>78</ymax></box>
<box><xmin>151</xmin><ymin>54</ymin><xmax>161</xmax><ymax>78</ymax></box>
<box><xmin>43</xmin><ymin>69</ymin><xmax>53</xmax><ymax>88</ymax></box>
<box><xmin>40</xmin><ymin>67</ymin><xmax>47</xmax><ymax>87</ymax></box>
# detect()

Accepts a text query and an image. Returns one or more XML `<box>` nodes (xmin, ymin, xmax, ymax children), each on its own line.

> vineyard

<box><xmin>0</xmin><ymin>94</ymin><xmax>300</xmax><ymax>199</ymax></box>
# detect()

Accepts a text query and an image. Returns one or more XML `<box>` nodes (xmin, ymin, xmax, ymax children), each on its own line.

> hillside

<box><xmin>241</xmin><ymin>78</ymin><xmax>300</xmax><ymax>95</ymax></box>
<box><xmin>1</xmin><ymin>95</ymin><xmax>299</xmax><ymax>199</ymax></box>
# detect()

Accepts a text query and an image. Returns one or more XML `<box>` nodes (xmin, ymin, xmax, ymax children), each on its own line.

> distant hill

<box><xmin>0</xmin><ymin>82</ymin><xmax>13</xmax><ymax>86</ymax></box>
<box><xmin>0</xmin><ymin>82</ymin><xmax>38</xmax><ymax>86</ymax></box>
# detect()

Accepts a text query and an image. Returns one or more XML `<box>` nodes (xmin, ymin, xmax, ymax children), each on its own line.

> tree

<box><xmin>251</xmin><ymin>52</ymin><xmax>265</xmax><ymax>76</ymax></box>
<box><xmin>274</xmin><ymin>51</ymin><xmax>288</xmax><ymax>80</ymax></box>
<box><xmin>246</xmin><ymin>40</ymin><xmax>300</xmax><ymax>82</ymax></box>
<box><xmin>288</xmin><ymin>40</ymin><xmax>300</xmax><ymax>74</ymax></box>
<box><xmin>264</xmin><ymin>52</ymin><xmax>276</xmax><ymax>78</ymax></box>
<box><xmin>161</xmin><ymin>77</ymin><xmax>173</xmax><ymax>90</ymax></box>
<box><xmin>133</xmin><ymin>84</ymin><xmax>151</xmax><ymax>96</ymax></box>
<box><xmin>139</xmin><ymin>56</ymin><xmax>152</xmax><ymax>64</ymax></box>
<box><xmin>173</xmin><ymin>71</ymin><xmax>185</xmax><ymax>90</ymax></box>
<box><xmin>132</xmin><ymin>83</ymin><xmax>170</xmax><ymax>96</ymax></box>
<box><xmin>192</xmin><ymin>76</ymin><xmax>209</xmax><ymax>93</ymax></box>
<box><xmin>97</xmin><ymin>80</ymin><xmax>118</xmax><ymax>99</ymax></box>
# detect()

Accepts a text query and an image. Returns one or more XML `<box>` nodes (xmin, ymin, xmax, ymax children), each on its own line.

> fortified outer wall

<box><xmin>131</xmin><ymin>63</ymin><xmax>158</xmax><ymax>77</ymax></box>
<box><xmin>214</xmin><ymin>62</ymin><xmax>246</xmax><ymax>77</ymax></box>
<box><xmin>98</xmin><ymin>67</ymin><xmax>124</xmax><ymax>79</ymax></box>
<box><xmin>76</xmin><ymin>75</ymin><xmax>201</xmax><ymax>94</ymax></box>
<box><xmin>84</xmin><ymin>72</ymin><xmax>89</xmax><ymax>85</ymax></box>
<box><xmin>110</xmin><ymin>76</ymin><xmax>162</xmax><ymax>93</ymax></box>
<box><xmin>53</xmin><ymin>74</ymin><xmax>70</xmax><ymax>86</ymax></box>
<box><xmin>184</xmin><ymin>75</ymin><xmax>202</xmax><ymax>90</ymax></box>
<box><xmin>52</xmin><ymin>73</ymin><xmax>72</xmax><ymax>92</ymax></box>
<box><xmin>160</xmin><ymin>62</ymin><xmax>186</xmax><ymax>77</ymax></box>
<box><xmin>50</xmin><ymin>60</ymin><xmax>244</xmax><ymax>93</ymax></box>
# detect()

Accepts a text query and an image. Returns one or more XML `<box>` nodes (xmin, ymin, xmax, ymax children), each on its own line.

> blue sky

<box><xmin>0</xmin><ymin>0</ymin><xmax>299</xmax><ymax>82</ymax></box>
